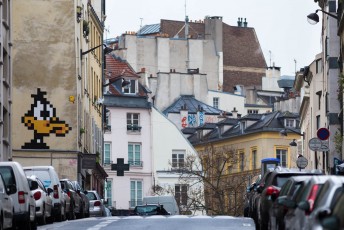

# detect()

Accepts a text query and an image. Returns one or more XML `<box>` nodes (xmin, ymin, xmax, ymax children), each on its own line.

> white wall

<box><xmin>104</xmin><ymin>107</ymin><xmax>153</xmax><ymax>209</ymax></box>
<box><xmin>207</xmin><ymin>90</ymin><xmax>245</xmax><ymax>115</ymax></box>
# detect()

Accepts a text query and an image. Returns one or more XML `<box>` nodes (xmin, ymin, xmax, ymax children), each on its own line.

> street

<box><xmin>37</xmin><ymin>216</ymin><xmax>256</xmax><ymax>230</ymax></box>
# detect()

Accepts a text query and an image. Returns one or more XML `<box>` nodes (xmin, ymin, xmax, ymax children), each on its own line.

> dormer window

<box><xmin>285</xmin><ymin>119</ymin><xmax>296</xmax><ymax>128</ymax></box>
<box><xmin>123</xmin><ymin>79</ymin><xmax>137</xmax><ymax>94</ymax></box>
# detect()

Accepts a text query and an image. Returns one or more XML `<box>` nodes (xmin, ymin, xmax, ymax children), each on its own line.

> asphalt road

<box><xmin>37</xmin><ymin>216</ymin><xmax>256</xmax><ymax>230</ymax></box>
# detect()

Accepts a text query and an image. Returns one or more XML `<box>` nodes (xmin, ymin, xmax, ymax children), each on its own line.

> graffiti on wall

<box><xmin>21</xmin><ymin>88</ymin><xmax>72</xmax><ymax>149</ymax></box>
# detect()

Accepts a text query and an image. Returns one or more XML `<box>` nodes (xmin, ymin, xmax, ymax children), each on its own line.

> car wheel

<box><xmin>0</xmin><ymin>213</ymin><xmax>3</xmax><ymax>230</ymax></box>
<box><xmin>38</xmin><ymin>205</ymin><xmax>46</xmax><ymax>225</ymax></box>
<box><xmin>69</xmin><ymin>203</ymin><xmax>75</xmax><ymax>220</ymax></box>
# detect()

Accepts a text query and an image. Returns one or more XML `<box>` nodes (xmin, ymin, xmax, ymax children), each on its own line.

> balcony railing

<box><xmin>128</xmin><ymin>160</ymin><xmax>143</xmax><ymax>167</ymax></box>
<box><xmin>127</xmin><ymin>124</ymin><xmax>142</xmax><ymax>132</ymax></box>
<box><xmin>129</xmin><ymin>199</ymin><xmax>143</xmax><ymax>208</ymax></box>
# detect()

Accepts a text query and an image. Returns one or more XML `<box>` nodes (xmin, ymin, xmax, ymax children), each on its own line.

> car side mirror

<box><xmin>47</xmin><ymin>188</ymin><xmax>53</xmax><ymax>195</ymax></box>
<box><xmin>257</xmin><ymin>186</ymin><xmax>263</xmax><ymax>193</ymax></box>
<box><xmin>317</xmin><ymin>208</ymin><xmax>331</xmax><ymax>219</ymax></box>
<box><xmin>321</xmin><ymin>216</ymin><xmax>339</xmax><ymax>229</ymax></box>
<box><xmin>83</xmin><ymin>190</ymin><xmax>88</xmax><ymax>195</ymax></box>
<box><xmin>30</xmin><ymin>181</ymin><xmax>39</xmax><ymax>190</ymax></box>
<box><xmin>271</xmin><ymin>193</ymin><xmax>278</xmax><ymax>202</ymax></box>
<box><xmin>76</xmin><ymin>189</ymin><xmax>81</xmax><ymax>194</ymax></box>
<box><xmin>298</xmin><ymin>201</ymin><xmax>310</xmax><ymax>211</ymax></box>
<box><xmin>6</xmin><ymin>184</ymin><xmax>17</xmax><ymax>195</ymax></box>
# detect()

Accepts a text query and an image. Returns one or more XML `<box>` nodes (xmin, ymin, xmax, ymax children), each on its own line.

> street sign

<box><xmin>308</xmin><ymin>138</ymin><xmax>322</xmax><ymax>151</ymax></box>
<box><xmin>317</xmin><ymin>128</ymin><xmax>330</xmax><ymax>141</ymax></box>
<box><xmin>296</xmin><ymin>156</ymin><xmax>308</xmax><ymax>169</ymax></box>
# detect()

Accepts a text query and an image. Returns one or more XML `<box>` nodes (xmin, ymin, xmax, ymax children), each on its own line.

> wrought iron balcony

<box><xmin>127</xmin><ymin>124</ymin><xmax>142</xmax><ymax>132</ymax></box>
<box><xmin>128</xmin><ymin>160</ymin><xmax>143</xmax><ymax>167</ymax></box>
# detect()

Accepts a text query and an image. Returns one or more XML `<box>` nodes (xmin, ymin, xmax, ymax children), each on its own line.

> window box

<box><xmin>127</xmin><ymin>124</ymin><xmax>142</xmax><ymax>131</ymax></box>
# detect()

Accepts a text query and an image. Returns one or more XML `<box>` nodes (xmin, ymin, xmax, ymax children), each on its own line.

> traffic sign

<box><xmin>296</xmin><ymin>156</ymin><xmax>308</xmax><ymax>169</ymax></box>
<box><xmin>309</xmin><ymin>138</ymin><xmax>322</xmax><ymax>151</ymax></box>
<box><xmin>317</xmin><ymin>128</ymin><xmax>330</xmax><ymax>141</ymax></box>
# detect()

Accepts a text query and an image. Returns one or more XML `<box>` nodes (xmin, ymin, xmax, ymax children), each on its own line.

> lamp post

<box><xmin>80</xmin><ymin>44</ymin><xmax>113</xmax><ymax>59</ymax></box>
<box><xmin>307</xmin><ymin>9</ymin><xmax>338</xmax><ymax>25</ymax></box>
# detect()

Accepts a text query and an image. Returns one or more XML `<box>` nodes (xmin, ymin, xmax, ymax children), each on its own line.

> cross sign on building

<box><xmin>111</xmin><ymin>158</ymin><xmax>130</xmax><ymax>176</ymax></box>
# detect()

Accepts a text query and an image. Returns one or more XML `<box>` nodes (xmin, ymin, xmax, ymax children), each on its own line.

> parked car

<box><xmin>319</xmin><ymin>190</ymin><xmax>344</xmax><ymax>230</ymax></box>
<box><xmin>0</xmin><ymin>162</ymin><xmax>37</xmax><ymax>230</ymax></box>
<box><xmin>86</xmin><ymin>190</ymin><xmax>106</xmax><ymax>217</ymax></box>
<box><xmin>142</xmin><ymin>195</ymin><xmax>179</xmax><ymax>215</ymax></box>
<box><xmin>60</xmin><ymin>179</ymin><xmax>84</xmax><ymax>219</ymax></box>
<box><xmin>283</xmin><ymin>175</ymin><xmax>331</xmax><ymax>230</ymax></box>
<box><xmin>0</xmin><ymin>174</ymin><xmax>14</xmax><ymax>229</ymax></box>
<box><xmin>256</xmin><ymin>167</ymin><xmax>323</xmax><ymax>230</ymax></box>
<box><xmin>71</xmin><ymin>181</ymin><xmax>90</xmax><ymax>218</ymax></box>
<box><xmin>27</xmin><ymin>175</ymin><xmax>54</xmax><ymax>225</ymax></box>
<box><xmin>269</xmin><ymin>175</ymin><xmax>313</xmax><ymax>230</ymax></box>
<box><xmin>302</xmin><ymin>176</ymin><xmax>344</xmax><ymax>230</ymax></box>
<box><xmin>132</xmin><ymin>204</ymin><xmax>170</xmax><ymax>216</ymax></box>
<box><xmin>23</xmin><ymin>166</ymin><xmax>66</xmax><ymax>222</ymax></box>
<box><xmin>62</xmin><ymin>190</ymin><xmax>73</xmax><ymax>220</ymax></box>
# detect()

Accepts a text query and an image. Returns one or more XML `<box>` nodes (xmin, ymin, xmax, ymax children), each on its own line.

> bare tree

<box><xmin>177</xmin><ymin>144</ymin><xmax>260</xmax><ymax>216</ymax></box>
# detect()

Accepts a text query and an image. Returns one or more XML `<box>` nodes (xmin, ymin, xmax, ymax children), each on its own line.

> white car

<box><xmin>0</xmin><ymin>162</ymin><xmax>36</xmax><ymax>230</ymax></box>
<box><xmin>27</xmin><ymin>175</ymin><xmax>53</xmax><ymax>225</ymax></box>
<box><xmin>0</xmin><ymin>174</ymin><xmax>15</xmax><ymax>229</ymax></box>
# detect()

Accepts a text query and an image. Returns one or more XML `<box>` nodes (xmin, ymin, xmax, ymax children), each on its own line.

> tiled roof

<box><xmin>163</xmin><ymin>95</ymin><xmax>223</xmax><ymax>115</ymax></box>
<box><xmin>105</xmin><ymin>54</ymin><xmax>147</xmax><ymax>97</ymax></box>
<box><xmin>187</xmin><ymin>111</ymin><xmax>300</xmax><ymax>144</ymax></box>
<box><xmin>160</xmin><ymin>20</ymin><xmax>205</xmax><ymax>38</ymax></box>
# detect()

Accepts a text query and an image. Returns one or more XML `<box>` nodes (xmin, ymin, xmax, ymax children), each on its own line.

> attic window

<box><xmin>285</xmin><ymin>119</ymin><xmax>296</xmax><ymax>128</ymax></box>
<box><xmin>123</xmin><ymin>79</ymin><xmax>136</xmax><ymax>94</ymax></box>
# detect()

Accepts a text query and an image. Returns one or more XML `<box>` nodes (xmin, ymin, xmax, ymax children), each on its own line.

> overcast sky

<box><xmin>104</xmin><ymin>0</ymin><xmax>322</xmax><ymax>76</ymax></box>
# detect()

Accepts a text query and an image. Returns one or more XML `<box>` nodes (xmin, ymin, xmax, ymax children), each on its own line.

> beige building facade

<box><xmin>12</xmin><ymin>0</ymin><xmax>107</xmax><ymax>192</ymax></box>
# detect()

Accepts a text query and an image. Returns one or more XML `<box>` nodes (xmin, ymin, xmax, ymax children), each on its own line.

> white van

<box><xmin>0</xmin><ymin>162</ymin><xmax>37</xmax><ymax>229</ymax></box>
<box><xmin>142</xmin><ymin>195</ymin><xmax>179</xmax><ymax>215</ymax></box>
<box><xmin>23</xmin><ymin>166</ymin><xmax>66</xmax><ymax>221</ymax></box>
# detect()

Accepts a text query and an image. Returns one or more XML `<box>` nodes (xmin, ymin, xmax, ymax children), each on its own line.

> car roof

<box><xmin>273</xmin><ymin>166</ymin><xmax>323</xmax><ymax>174</ymax></box>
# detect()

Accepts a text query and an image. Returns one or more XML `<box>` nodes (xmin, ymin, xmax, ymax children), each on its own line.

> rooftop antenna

<box><xmin>294</xmin><ymin>59</ymin><xmax>297</xmax><ymax>74</ymax></box>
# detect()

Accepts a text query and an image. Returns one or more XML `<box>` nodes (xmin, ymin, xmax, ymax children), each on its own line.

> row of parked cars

<box><xmin>245</xmin><ymin>166</ymin><xmax>344</xmax><ymax>230</ymax></box>
<box><xmin>0</xmin><ymin>161</ymin><xmax>107</xmax><ymax>229</ymax></box>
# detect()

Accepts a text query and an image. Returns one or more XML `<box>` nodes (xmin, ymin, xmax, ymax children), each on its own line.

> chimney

<box><xmin>237</xmin><ymin>17</ymin><xmax>242</xmax><ymax>27</ymax></box>
<box><xmin>185</xmin><ymin>15</ymin><xmax>189</xmax><ymax>38</ymax></box>
<box><xmin>243</xmin><ymin>18</ymin><xmax>248</xmax><ymax>27</ymax></box>
<box><xmin>231</xmin><ymin>107</ymin><xmax>238</xmax><ymax>118</ymax></box>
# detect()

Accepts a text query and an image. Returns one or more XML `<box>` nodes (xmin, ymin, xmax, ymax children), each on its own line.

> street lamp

<box><xmin>80</xmin><ymin>44</ymin><xmax>113</xmax><ymax>59</ymax></box>
<box><xmin>280</xmin><ymin>128</ymin><xmax>305</xmax><ymax>146</ymax></box>
<box><xmin>307</xmin><ymin>9</ymin><xmax>338</xmax><ymax>25</ymax></box>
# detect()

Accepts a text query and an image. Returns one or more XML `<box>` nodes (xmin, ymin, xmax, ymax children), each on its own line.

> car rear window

<box><xmin>0</xmin><ymin>166</ymin><xmax>16</xmax><ymax>186</ymax></box>
<box><xmin>24</xmin><ymin>169</ymin><xmax>51</xmax><ymax>188</ymax></box>
<box><xmin>86</xmin><ymin>192</ymin><xmax>97</xmax><ymax>200</ymax></box>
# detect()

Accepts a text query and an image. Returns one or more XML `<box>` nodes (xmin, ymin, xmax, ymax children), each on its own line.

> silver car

<box><xmin>86</xmin><ymin>190</ymin><xmax>106</xmax><ymax>217</ymax></box>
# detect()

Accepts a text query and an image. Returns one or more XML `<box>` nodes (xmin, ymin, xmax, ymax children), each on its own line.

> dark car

<box><xmin>60</xmin><ymin>179</ymin><xmax>84</xmax><ymax>219</ymax></box>
<box><xmin>256</xmin><ymin>167</ymin><xmax>323</xmax><ymax>230</ymax></box>
<box><xmin>319</xmin><ymin>190</ymin><xmax>344</xmax><ymax>230</ymax></box>
<box><xmin>71</xmin><ymin>181</ymin><xmax>90</xmax><ymax>218</ymax></box>
<box><xmin>269</xmin><ymin>175</ymin><xmax>313</xmax><ymax>230</ymax></box>
<box><xmin>133</xmin><ymin>204</ymin><xmax>170</xmax><ymax>216</ymax></box>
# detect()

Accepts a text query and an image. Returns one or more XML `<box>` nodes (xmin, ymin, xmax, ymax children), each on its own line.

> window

<box><xmin>128</xmin><ymin>143</ymin><xmax>142</xmax><ymax>166</ymax></box>
<box><xmin>251</xmin><ymin>149</ymin><xmax>257</xmax><ymax>170</ymax></box>
<box><xmin>127</xmin><ymin>113</ymin><xmax>141</xmax><ymax>131</ymax></box>
<box><xmin>285</xmin><ymin>119</ymin><xmax>295</xmax><ymax>128</ymax></box>
<box><xmin>172</xmin><ymin>150</ymin><xmax>185</xmax><ymax>168</ymax></box>
<box><xmin>104</xmin><ymin>143</ymin><xmax>111</xmax><ymax>164</ymax></box>
<box><xmin>213</xmin><ymin>97</ymin><xmax>219</xmax><ymax>109</ymax></box>
<box><xmin>316</xmin><ymin>115</ymin><xmax>320</xmax><ymax>130</ymax></box>
<box><xmin>130</xmin><ymin>180</ymin><xmax>142</xmax><ymax>208</ymax></box>
<box><xmin>175</xmin><ymin>184</ymin><xmax>188</xmax><ymax>206</ymax></box>
<box><xmin>123</xmin><ymin>79</ymin><xmax>136</xmax><ymax>94</ymax></box>
<box><xmin>316</xmin><ymin>91</ymin><xmax>322</xmax><ymax>110</ymax></box>
<box><xmin>276</xmin><ymin>149</ymin><xmax>287</xmax><ymax>167</ymax></box>
<box><xmin>248</xmin><ymin>109</ymin><xmax>258</xmax><ymax>114</ymax></box>
<box><xmin>316</xmin><ymin>59</ymin><xmax>322</xmax><ymax>74</ymax></box>
<box><xmin>105</xmin><ymin>180</ymin><xmax>112</xmax><ymax>207</ymax></box>
<box><xmin>239</xmin><ymin>152</ymin><xmax>245</xmax><ymax>171</ymax></box>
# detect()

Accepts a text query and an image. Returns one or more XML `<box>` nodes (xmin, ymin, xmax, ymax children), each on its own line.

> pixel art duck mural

<box><xmin>21</xmin><ymin>88</ymin><xmax>72</xmax><ymax>149</ymax></box>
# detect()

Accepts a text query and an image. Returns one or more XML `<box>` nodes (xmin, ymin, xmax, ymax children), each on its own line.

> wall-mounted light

<box><xmin>307</xmin><ymin>9</ymin><xmax>338</xmax><ymax>25</ymax></box>
<box><xmin>80</xmin><ymin>44</ymin><xmax>113</xmax><ymax>60</ymax></box>
<box><xmin>289</xmin><ymin>139</ymin><xmax>298</xmax><ymax>146</ymax></box>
